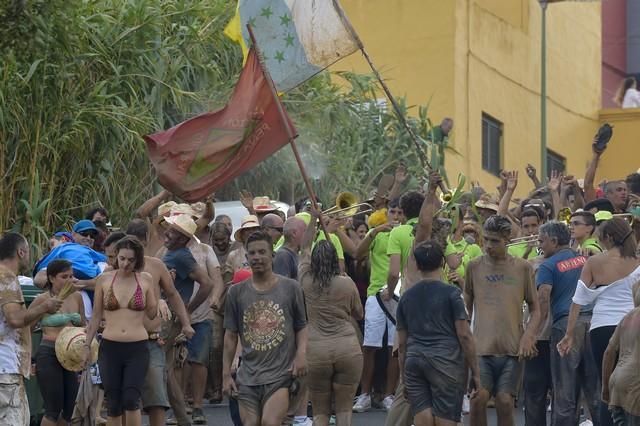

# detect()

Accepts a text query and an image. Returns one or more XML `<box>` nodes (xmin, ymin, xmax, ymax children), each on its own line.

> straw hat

<box><xmin>190</xmin><ymin>202</ymin><xmax>206</xmax><ymax>219</ymax></box>
<box><xmin>164</xmin><ymin>214</ymin><xmax>197</xmax><ymax>238</ymax></box>
<box><xmin>170</xmin><ymin>203</ymin><xmax>197</xmax><ymax>218</ymax></box>
<box><xmin>158</xmin><ymin>201</ymin><xmax>177</xmax><ymax>217</ymax></box>
<box><xmin>253</xmin><ymin>196</ymin><xmax>278</xmax><ymax>213</ymax></box>
<box><xmin>474</xmin><ymin>193</ymin><xmax>499</xmax><ymax>212</ymax></box>
<box><xmin>234</xmin><ymin>215</ymin><xmax>261</xmax><ymax>242</ymax></box>
<box><xmin>55</xmin><ymin>326</ymin><xmax>99</xmax><ymax>372</ymax></box>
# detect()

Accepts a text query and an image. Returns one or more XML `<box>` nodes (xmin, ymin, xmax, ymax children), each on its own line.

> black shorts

<box><xmin>404</xmin><ymin>354</ymin><xmax>466</xmax><ymax>422</ymax></box>
<box><xmin>479</xmin><ymin>355</ymin><xmax>522</xmax><ymax>397</ymax></box>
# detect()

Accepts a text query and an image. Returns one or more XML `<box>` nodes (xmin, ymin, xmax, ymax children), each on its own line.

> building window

<box><xmin>482</xmin><ymin>113</ymin><xmax>502</xmax><ymax>176</ymax></box>
<box><xmin>546</xmin><ymin>150</ymin><xmax>566</xmax><ymax>177</ymax></box>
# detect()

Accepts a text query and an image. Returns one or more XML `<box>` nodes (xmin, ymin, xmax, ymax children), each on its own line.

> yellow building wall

<box><xmin>335</xmin><ymin>0</ymin><xmax>602</xmax><ymax>197</ymax></box>
<box><xmin>333</xmin><ymin>0</ymin><xmax>456</xmax><ymax>140</ymax></box>
<box><xmin>598</xmin><ymin>109</ymin><xmax>640</xmax><ymax>182</ymax></box>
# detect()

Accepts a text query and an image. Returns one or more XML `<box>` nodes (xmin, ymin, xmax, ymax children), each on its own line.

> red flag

<box><xmin>144</xmin><ymin>48</ymin><xmax>296</xmax><ymax>202</ymax></box>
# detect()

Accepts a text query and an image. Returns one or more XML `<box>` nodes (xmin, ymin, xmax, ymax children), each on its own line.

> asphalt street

<box><xmin>152</xmin><ymin>402</ymin><xmax>524</xmax><ymax>425</ymax></box>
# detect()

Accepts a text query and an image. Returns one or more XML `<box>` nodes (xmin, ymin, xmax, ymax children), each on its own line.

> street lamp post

<box><xmin>540</xmin><ymin>0</ymin><xmax>548</xmax><ymax>180</ymax></box>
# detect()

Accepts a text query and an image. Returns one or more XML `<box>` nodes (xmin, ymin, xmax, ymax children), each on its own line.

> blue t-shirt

<box><xmin>536</xmin><ymin>248</ymin><xmax>587</xmax><ymax>324</ymax></box>
<box><xmin>162</xmin><ymin>247</ymin><xmax>197</xmax><ymax>304</ymax></box>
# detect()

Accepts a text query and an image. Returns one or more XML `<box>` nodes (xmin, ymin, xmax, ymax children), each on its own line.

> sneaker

<box><xmin>165</xmin><ymin>418</ymin><xmax>178</xmax><ymax>425</ymax></box>
<box><xmin>329</xmin><ymin>415</ymin><xmax>336</xmax><ymax>425</ymax></box>
<box><xmin>192</xmin><ymin>408</ymin><xmax>207</xmax><ymax>424</ymax></box>
<box><xmin>382</xmin><ymin>395</ymin><xmax>394</xmax><ymax>411</ymax></box>
<box><xmin>579</xmin><ymin>421</ymin><xmax>593</xmax><ymax>426</ymax></box>
<box><xmin>353</xmin><ymin>393</ymin><xmax>372</xmax><ymax>413</ymax></box>
<box><xmin>293</xmin><ymin>417</ymin><xmax>313</xmax><ymax>426</ymax></box>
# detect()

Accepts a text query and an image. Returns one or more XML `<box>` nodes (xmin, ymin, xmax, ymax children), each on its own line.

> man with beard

<box><xmin>222</xmin><ymin>231</ymin><xmax>308</xmax><ymax>426</ymax></box>
<box><xmin>0</xmin><ymin>232</ymin><xmax>63</xmax><ymax>425</ymax></box>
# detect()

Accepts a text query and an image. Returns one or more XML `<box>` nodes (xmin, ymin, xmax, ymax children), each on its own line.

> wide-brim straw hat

<box><xmin>474</xmin><ymin>193</ymin><xmax>499</xmax><ymax>212</ymax></box>
<box><xmin>164</xmin><ymin>214</ymin><xmax>197</xmax><ymax>238</ymax></box>
<box><xmin>253</xmin><ymin>196</ymin><xmax>278</xmax><ymax>213</ymax></box>
<box><xmin>158</xmin><ymin>201</ymin><xmax>178</xmax><ymax>217</ymax></box>
<box><xmin>55</xmin><ymin>326</ymin><xmax>99</xmax><ymax>372</ymax></box>
<box><xmin>234</xmin><ymin>215</ymin><xmax>261</xmax><ymax>242</ymax></box>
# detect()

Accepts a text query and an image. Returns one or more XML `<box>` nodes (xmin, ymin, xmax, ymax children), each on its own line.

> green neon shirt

<box><xmin>367</xmin><ymin>230</ymin><xmax>391</xmax><ymax>296</ymax></box>
<box><xmin>387</xmin><ymin>218</ymin><xmax>418</xmax><ymax>269</ymax></box>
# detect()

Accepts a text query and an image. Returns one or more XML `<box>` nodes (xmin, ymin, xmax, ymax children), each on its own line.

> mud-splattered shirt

<box><xmin>0</xmin><ymin>265</ymin><xmax>31</xmax><ymax>378</ymax></box>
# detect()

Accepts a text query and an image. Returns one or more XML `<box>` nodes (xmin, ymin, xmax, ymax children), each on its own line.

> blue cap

<box><xmin>72</xmin><ymin>220</ymin><xmax>98</xmax><ymax>234</ymax></box>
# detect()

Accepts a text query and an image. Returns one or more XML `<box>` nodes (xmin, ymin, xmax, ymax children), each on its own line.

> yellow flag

<box><xmin>223</xmin><ymin>2</ymin><xmax>249</xmax><ymax>62</ymax></box>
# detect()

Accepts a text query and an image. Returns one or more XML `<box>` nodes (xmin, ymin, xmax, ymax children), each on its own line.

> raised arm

<box><xmin>498</xmin><ymin>171</ymin><xmax>517</xmax><ymax>216</ymax></box>
<box><xmin>388</xmin><ymin>163</ymin><xmax>408</xmax><ymax>202</ymax></box>
<box><xmin>415</xmin><ymin>171</ymin><xmax>441</xmax><ymax>243</ymax></box>
<box><xmin>196</xmin><ymin>195</ymin><xmax>215</xmax><ymax>233</ymax></box>
<box><xmin>135</xmin><ymin>189</ymin><xmax>171</xmax><ymax>219</ymax></box>
<box><xmin>547</xmin><ymin>170</ymin><xmax>562</xmax><ymax>220</ymax></box>
<box><xmin>584</xmin><ymin>142</ymin><xmax>606</xmax><ymax>203</ymax></box>
<box><xmin>525</xmin><ymin>163</ymin><xmax>542</xmax><ymax>189</ymax></box>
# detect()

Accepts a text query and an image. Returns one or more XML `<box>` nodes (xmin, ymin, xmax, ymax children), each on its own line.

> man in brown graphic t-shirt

<box><xmin>223</xmin><ymin>231</ymin><xmax>308</xmax><ymax>426</ymax></box>
<box><xmin>464</xmin><ymin>215</ymin><xmax>540</xmax><ymax>426</ymax></box>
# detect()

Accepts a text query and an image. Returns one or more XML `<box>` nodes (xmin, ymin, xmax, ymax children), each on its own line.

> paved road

<box><xmin>152</xmin><ymin>402</ymin><xmax>524</xmax><ymax>425</ymax></box>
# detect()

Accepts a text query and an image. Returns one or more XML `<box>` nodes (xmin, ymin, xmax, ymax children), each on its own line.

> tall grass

<box><xmin>1</xmin><ymin>0</ymin><xmax>444</xmax><ymax>257</ymax></box>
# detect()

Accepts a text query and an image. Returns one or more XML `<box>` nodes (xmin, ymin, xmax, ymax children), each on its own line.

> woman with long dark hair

<box><xmin>84</xmin><ymin>237</ymin><xmax>157</xmax><ymax>426</ymax></box>
<box><xmin>613</xmin><ymin>76</ymin><xmax>640</xmax><ymax>108</ymax></box>
<box><xmin>30</xmin><ymin>259</ymin><xmax>85</xmax><ymax>425</ymax></box>
<box><xmin>558</xmin><ymin>217</ymin><xmax>640</xmax><ymax>426</ymax></box>
<box><xmin>299</xmin><ymin>210</ymin><xmax>363</xmax><ymax>426</ymax></box>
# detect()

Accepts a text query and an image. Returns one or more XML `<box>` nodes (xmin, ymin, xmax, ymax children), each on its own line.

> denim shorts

<box><xmin>479</xmin><ymin>355</ymin><xmax>522</xmax><ymax>397</ymax></box>
<box><xmin>187</xmin><ymin>320</ymin><xmax>213</xmax><ymax>365</ymax></box>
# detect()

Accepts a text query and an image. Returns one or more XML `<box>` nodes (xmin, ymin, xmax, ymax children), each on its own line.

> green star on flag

<box><xmin>279</xmin><ymin>13</ymin><xmax>291</xmax><ymax>26</ymax></box>
<box><xmin>260</xmin><ymin>6</ymin><xmax>273</xmax><ymax>19</ymax></box>
<box><xmin>224</xmin><ymin>0</ymin><xmax>360</xmax><ymax>92</ymax></box>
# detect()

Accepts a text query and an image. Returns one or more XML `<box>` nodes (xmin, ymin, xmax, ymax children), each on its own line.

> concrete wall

<box><xmin>455</xmin><ymin>0</ymin><xmax>601</xmax><ymax>195</ymax></box>
<box><xmin>334</xmin><ymin>0</ymin><xmax>456</xmax><ymax>125</ymax></box>
<box><xmin>335</xmin><ymin>0</ymin><xmax>602</xmax><ymax>197</ymax></box>
<box><xmin>598</xmin><ymin>108</ymin><xmax>640</xmax><ymax>182</ymax></box>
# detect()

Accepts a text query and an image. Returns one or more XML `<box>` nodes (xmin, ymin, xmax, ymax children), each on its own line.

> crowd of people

<box><xmin>1</xmin><ymin>134</ymin><xmax>640</xmax><ymax>426</ymax></box>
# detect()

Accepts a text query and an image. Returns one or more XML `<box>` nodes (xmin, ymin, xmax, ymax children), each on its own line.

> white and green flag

<box><xmin>224</xmin><ymin>0</ymin><xmax>360</xmax><ymax>92</ymax></box>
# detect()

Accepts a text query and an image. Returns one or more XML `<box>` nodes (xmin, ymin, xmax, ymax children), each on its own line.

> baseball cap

<box><xmin>72</xmin><ymin>220</ymin><xmax>98</xmax><ymax>234</ymax></box>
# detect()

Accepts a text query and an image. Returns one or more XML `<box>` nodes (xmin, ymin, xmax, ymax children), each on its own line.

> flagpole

<box><xmin>246</xmin><ymin>24</ymin><xmax>331</xmax><ymax>240</ymax></box>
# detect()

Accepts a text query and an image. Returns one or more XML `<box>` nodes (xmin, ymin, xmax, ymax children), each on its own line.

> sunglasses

<box><xmin>79</xmin><ymin>231</ymin><xmax>97</xmax><ymax>238</ymax></box>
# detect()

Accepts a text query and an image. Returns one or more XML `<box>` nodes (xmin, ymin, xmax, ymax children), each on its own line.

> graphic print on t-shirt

<box><xmin>243</xmin><ymin>300</ymin><xmax>286</xmax><ymax>352</ymax></box>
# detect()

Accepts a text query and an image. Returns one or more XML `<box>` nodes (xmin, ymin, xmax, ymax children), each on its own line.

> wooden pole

<box><xmin>246</xmin><ymin>24</ymin><xmax>330</xmax><ymax>240</ymax></box>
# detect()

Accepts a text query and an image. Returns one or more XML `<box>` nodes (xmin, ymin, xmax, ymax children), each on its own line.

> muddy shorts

<box><xmin>0</xmin><ymin>374</ymin><xmax>29</xmax><ymax>426</ymax></box>
<box><xmin>479</xmin><ymin>355</ymin><xmax>522</xmax><ymax>397</ymax></box>
<box><xmin>404</xmin><ymin>355</ymin><xmax>465</xmax><ymax>422</ymax></box>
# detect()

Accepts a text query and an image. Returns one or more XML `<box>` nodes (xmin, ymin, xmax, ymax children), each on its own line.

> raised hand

<box><xmin>394</xmin><ymin>163</ymin><xmax>408</xmax><ymax>185</ymax></box>
<box><xmin>506</xmin><ymin>170</ymin><xmax>518</xmax><ymax>192</ymax></box>
<box><xmin>525</xmin><ymin>164</ymin><xmax>537</xmax><ymax>179</ymax></box>
<box><xmin>547</xmin><ymin>170</ymin><xmax>562</xmax><ymax>192</ymax></box>
<box><xmin>239</xmin><ymin>190</ymin><xmax>254</xmax><ymax>211</ymax></box>
<box><xmin>427</xmin><ymin>171</ymin><xmax>443</xmax><ymax>194</ymax></box>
